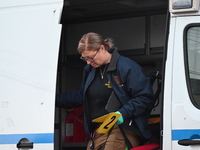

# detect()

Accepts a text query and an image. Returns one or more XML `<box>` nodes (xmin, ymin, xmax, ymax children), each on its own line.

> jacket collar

<box><xmin>107</xmin><ymin>47</ymin><xmax>120</xmax><ymax>72</ymax></box>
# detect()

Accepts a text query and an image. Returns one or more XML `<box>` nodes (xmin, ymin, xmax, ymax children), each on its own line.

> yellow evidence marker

<box><xmin>92</xmin><ymin>112</ymin><xmax>121</xmax><ymax>133</ymax></box>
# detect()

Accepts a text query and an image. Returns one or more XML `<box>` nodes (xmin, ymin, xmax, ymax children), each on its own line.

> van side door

<box><xmin>0</xmin><ymin>1</ymin><xmax>62</xmax><ymax>150</ymax></box>
<box><xmin>164</xmin><ymin>16</ymin><xmax>200</xmax><ymax>150</ymax></box>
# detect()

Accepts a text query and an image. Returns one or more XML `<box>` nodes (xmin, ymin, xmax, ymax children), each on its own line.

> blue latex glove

<box><xmin>115</xmin><ymin>111</ymin><xmax>124</xmax><ymax>125</ymax></box>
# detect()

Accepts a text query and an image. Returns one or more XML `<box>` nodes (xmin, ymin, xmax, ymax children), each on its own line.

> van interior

<box><xmin>55</xmin><ymin>0</ymin><xmax>168</xmax><ymax>149</ymax></box>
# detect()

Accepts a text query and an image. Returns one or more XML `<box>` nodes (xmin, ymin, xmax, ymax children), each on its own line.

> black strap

<box><xmin>101</xmin><ymin>126</ymin><xmax>114</xmax><ymax>150</ymax></box>
<box><xmin>119</xmin><ymin>125</ymin><xmax>133</xmax><ymax>149</ymax></box>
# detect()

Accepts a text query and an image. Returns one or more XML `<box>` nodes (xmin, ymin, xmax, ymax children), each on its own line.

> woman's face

<box><xmin>81</xmin><ymin>45</ymin><xmax>106</xmax><ymax>68</ymax></box>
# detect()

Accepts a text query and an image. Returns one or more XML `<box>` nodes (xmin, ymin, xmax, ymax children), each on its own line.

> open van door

<box><xmin>0</xmin><ymin>0</ymin><xmax>62</xmax><ymax>149</ymax></box>
<box><xmin>171</xmin><ymin>18</ymin><xmax>200</xmax><ymax>150</ymax></box>
<box><xmin>163</xmin><ymin>1</ymin><xmax>200</xmax><ymax>149</ymax></box>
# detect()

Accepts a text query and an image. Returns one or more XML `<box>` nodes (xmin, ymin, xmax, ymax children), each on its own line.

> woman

<box><xmin>56</xmin><ymin>32</ymin><xmax>155</xmax><ymax>150</ymax></box>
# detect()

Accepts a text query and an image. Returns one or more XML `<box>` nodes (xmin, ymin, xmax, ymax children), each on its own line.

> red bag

<box><xmin>131</xmin><ymin>143</ymin><xmax>160</xmax><ymax>150</ymax></box>
<box><xmin>65</xmin><ymin>107</ymin><xmax>87</xmax><ymax>143</ymax></box>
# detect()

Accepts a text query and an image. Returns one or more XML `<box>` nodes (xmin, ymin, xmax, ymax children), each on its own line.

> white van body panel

<box><xmin>162</xmin><ymin>16</ymin><xmax>176</xmax><ymax>150</ymax></box>
<box><xmin>163</xmin><ymin>13</ymin><xmax>200</xmax><ymax>149</ymax></box>
<box><xmin>0</xmin><ymin>0</ymin><xmax>62</xmax><ymax>149</ymax></box>
<box><xmin>171</xmin><ymin>16</ymin><xmax>200</xmax><ymax>150</ymax></box>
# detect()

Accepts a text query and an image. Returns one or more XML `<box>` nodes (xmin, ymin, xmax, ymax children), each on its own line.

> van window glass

<box><xmin>187</xmin><ymin>26</ymin><xmax>200</xmax><ymax>108</ymax></box>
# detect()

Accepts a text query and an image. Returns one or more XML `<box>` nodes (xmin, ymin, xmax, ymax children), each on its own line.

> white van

<box><xmin>1</xmin><ymin>0</ymin><xmax>200</xmax><ymax>150</ymax></box>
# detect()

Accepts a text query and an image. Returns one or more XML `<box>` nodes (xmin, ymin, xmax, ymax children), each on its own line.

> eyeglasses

<box><xmin>80</xmin><ymin>49</ymin><xmax>99</xmax><ymax>62</ymax></box>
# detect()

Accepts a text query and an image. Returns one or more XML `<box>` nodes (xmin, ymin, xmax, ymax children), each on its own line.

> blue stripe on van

<box><xmin>0</xmin><ymin>133</ymin><xmax>54</xmax><ymax>144</ymax></box>
<box><xmin>172</xmin><ymin>129</ymin><xmax>200</xmax><ymax>141</ymax></box>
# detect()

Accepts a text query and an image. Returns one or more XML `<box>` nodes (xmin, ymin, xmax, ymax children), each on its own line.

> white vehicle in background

<box><xmin>1</xmin><ymin>0</ymin><xmax>200</xmax><ymax>149</ymax></box>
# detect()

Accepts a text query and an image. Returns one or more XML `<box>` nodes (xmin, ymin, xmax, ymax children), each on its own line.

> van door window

<box><xmin>186</xmin><ymin>25</ymin><xmax>200</xmax><ymax>108</ymax></box>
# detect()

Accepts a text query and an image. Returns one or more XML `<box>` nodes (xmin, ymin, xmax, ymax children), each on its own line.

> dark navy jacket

<box><xmin>56</xmin><ymin>47</ymin><xmax>155</xmax><ymax>139</ymax></box>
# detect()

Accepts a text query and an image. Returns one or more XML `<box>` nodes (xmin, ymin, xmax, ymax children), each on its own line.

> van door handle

<box><xmin>17</xmin><ymin>138</ymin><xmax>33</xmax><ymax>149</ymax></box>
<box><xmin>178</xmin><ymin>139</ymin><xmax>200</xmax><ymax>146</ymax></box>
